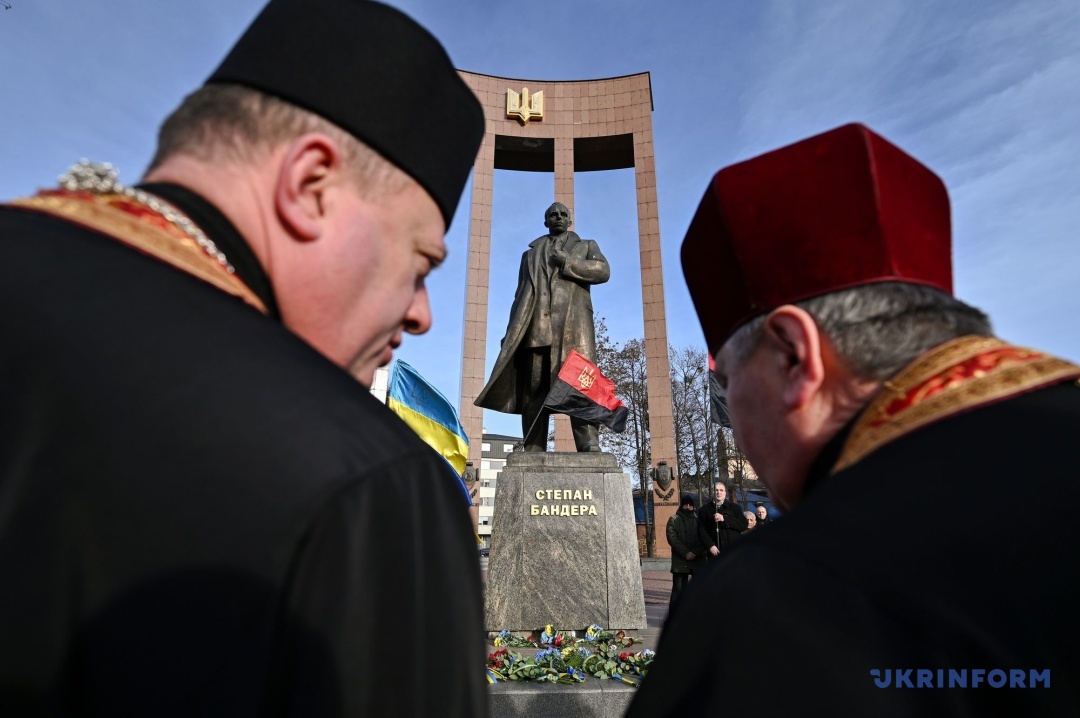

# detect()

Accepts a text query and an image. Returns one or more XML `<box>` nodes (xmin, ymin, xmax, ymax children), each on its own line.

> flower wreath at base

<box><xmin>486</xmin><ymin>624</ymin><xmax>654</xmax><ymax>686</ymax></box>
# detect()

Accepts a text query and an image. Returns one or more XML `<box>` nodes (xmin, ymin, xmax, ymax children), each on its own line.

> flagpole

<box><xmin>523</xmin><ymin>405</ymin><xmax>547</xmax><ymax>449</ymax></box>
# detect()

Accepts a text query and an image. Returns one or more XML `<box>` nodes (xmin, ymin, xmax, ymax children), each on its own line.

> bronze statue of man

<box><xmin>475</xmin><ymin>202</ymin><xmax>610</xmax><ymax>451</ymax></box>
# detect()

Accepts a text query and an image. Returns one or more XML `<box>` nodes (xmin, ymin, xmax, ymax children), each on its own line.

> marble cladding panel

<box><xmin>604</xmin><ymin>470</ymin><xmax>647</xmax><ymax>628</ymax></box>
<box><xmin>489</xmin><ymin>680</ymin><xmax>635</xmax><ymax>718</ymax></box>
<box><xmin>484</xmin><ymin>466</ymin><xmax>526</xmax><ymax>629</ymax></box>
<box><xmin>485</xmin><ymin>452</ymin><xmax>644</xmax><ymax>630</ymax></box>
<box><xmin>506</xmin><ymin>451</ymin><xmax>619</xmax><ymax>471</ymax></box>
<box><xmin>519</xmin><ymin>470</ymin><xmax>608</xmax><ymax>628</ymax></box>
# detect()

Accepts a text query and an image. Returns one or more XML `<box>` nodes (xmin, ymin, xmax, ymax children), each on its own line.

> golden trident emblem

<box><xmin>506</xmin><ymin>87</ymin><xmax>544</xmax><ymax>125</ymax></box>
<box><xmin>577</xmin><ymin>366</ymin><xmax>596</xmax><ymax>390</ymax></box>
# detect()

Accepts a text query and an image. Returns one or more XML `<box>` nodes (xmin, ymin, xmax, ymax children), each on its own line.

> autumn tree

<box><xmin>594</xmin><ymin>318</ymin><xmax>651</xmax><ymax>485</ymax></box>
<box><xmin>594</xmin><ymin>318</ymin><xmax>656</xmax><ymax>553</ymax></box>
<box><xmin>668</xmin><ymin>345</ymin><xmax>718</xmax><ymax>504</ymax></box>
<box><xmin>716</xmin><ymin>426</ymin><xmax>754</xmax><ymax>505</ymax></box>
<box><xmin>593</xmin><ymin>318</ymin><xmax>762</xmax><ymax>549</ymax></box>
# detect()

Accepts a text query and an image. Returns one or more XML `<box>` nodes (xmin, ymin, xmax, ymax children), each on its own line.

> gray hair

<box><xmin>146</xmin><ymin>84</ymin><xmax>410</xmax><ymax>198</ymax></box>
<box><xmin>727</xmin><ymin>282</ymin><xmax>993</xmax><ymax>381</ymax></box>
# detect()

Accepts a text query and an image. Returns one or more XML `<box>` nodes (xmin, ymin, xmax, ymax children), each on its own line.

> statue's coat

<box><xmin>475</xmin><ymin>230</ymin><xmax>609</xmax><ymax>414</ymax></box>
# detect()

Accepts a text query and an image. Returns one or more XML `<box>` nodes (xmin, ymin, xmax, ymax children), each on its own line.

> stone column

<box><xmin>460</xmin><ymin>133</ymin><xmax>494</xmax><ymax>498</ymax></box>
<box><xmin>634</xmin><ymin>116</ymin><xmax>677</xmax><ymax>558</ymax></box>
<box><xmin>552</xmin><ymin>136</ymin><xmax>576</xmax><ymax>452</ymax></box>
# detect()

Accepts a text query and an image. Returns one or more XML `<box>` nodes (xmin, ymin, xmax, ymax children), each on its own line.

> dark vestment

<box><xmin>627</xmin><ymin>379</ymin><xmax>1080</xmax><ymax>717</ymax></box>
<box><xmin>666</xmin><ymin>508</ymin><xmax>712</xmax><ymax>607</ymax></box>
<box><xmin>666</xmin><ymin>508</ymin><xmax>711</xmax><ymax>575</ymax></box>
<box><xmin>474</xmin><ymin>230</ymin><xmax>608</xmax><ymax>450</ymax></box>
<box><xmin>697</xmin><ymin>499</ymin><xmax>747</xmax><ymax>554</ymax></box>
<box><xmin>0</xmin><ymin>185</ymin><xmax>486</xmax><ymax>717</ymax></box>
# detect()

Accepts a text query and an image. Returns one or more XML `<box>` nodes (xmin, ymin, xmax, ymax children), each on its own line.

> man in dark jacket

<box><xmin>666</xmin><ymin>494</ymin><xmax>712</xmax><ymax>608</ymax></box>
<box><xmin>626</xmin><ymin>124</ymin><xmax>1080</xmax><ymax>716</ymax></box>
<box><xmin>698</xmin><ymin>481</ymin><xmax>748</xmax><ymax>555</ymax></box>
<box><xmin>0</xmin><ymin>1</ymin><xmax>487</xmax><ymax>716</ymax></box>
<box><xmin>755</xmin><ymin>504</ymin><xmax>770</xmax><ymax>526</ymax></box>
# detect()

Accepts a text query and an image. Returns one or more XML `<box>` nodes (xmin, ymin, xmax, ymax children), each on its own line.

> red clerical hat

<box><xmin>682</xmin><ymin>123</ymin><xmax>953</xmax><ymax>356</ymax></box>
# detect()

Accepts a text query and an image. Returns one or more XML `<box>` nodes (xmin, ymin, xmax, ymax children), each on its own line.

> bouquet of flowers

<box><xmin>492</xmin><ymin>623</ymin><xmax>637</xmax><ymax>649</ymax></box>
<box><xmin>485</xmin><ymin>624</ymin><xmax>654</xmax><ymax>686</ymax></box>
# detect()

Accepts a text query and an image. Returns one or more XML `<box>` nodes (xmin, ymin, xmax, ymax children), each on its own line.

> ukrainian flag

<box><xmin>387</xmin><ymin>361</ymin><xmax>471</xmax><ymax>503</ymax></box>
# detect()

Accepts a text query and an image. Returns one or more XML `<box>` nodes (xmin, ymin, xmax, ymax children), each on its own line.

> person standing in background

<box><xmin>666</xmin><ymin>494</ymin><xmax>713</xmax><ymax>608</ymax></box>
<box><xmin>698</xmin><ymin>481</ymin><xmax>748</xmax><ymax>557</ymax></box>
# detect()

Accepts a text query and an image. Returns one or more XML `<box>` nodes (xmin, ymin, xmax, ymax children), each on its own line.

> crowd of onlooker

<box><xmin>743</xmin><ymin>503</ymin><xmax>770</xmax><ymax>532</ymax></box>
<box><xmin>665</xmin><ymin>481</ymin><xmax>771</xmax><ymax>606</ymax></box>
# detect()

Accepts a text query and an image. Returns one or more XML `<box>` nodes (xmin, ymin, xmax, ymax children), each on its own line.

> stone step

<box><xmin>489</xmin><ymin>677</ymin><xmax>635</xmax><ymax>718</ymax></box>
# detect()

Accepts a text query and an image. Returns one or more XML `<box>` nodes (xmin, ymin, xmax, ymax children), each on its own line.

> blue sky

<box><xmin>3</xmin><ymin>1</ymin><xmax>1078</xmax><ymax>437</ymax></box>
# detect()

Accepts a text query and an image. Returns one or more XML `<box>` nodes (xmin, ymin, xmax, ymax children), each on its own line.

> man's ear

<box><xmin>760</xmin><ymin>305</ymin><xmax>825</xmax><ymax>410</ymax></box>
<box><xmin>274</xmin><ymin>133</ymin><xmax>341</xmax><ymax>242</ymax></box>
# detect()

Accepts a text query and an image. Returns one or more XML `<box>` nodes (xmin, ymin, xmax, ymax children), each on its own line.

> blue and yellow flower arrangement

<box><xmin>486</xmin><ymin>624</ymin><xmax>653</xmax><ymax>686</ymax></box>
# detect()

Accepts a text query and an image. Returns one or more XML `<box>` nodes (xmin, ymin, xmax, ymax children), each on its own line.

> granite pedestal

<box><xmin>485</xmin><ymin>451</ymin><xmax>647</xmax><ymax>631</ymax></box>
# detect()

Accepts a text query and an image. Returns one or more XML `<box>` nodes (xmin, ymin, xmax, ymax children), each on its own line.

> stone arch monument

<box><xmin>457</xmin><ymin>71</ymin><xmax>678</xmax><ymax>558</ymax></box>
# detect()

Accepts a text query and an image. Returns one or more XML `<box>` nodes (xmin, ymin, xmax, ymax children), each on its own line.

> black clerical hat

<box><xmin>207</xmin><ymin>0</ymin><xmax>483</xmax><ymax>229</ymax></box>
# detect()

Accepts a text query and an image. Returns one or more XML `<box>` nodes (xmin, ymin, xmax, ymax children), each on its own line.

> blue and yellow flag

<box><xmin>387</xmin><ymin>361</ymin><xmax>471</xmax><ymax>503</ymax></box>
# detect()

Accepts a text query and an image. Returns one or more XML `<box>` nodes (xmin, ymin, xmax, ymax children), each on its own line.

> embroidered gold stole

<box><xmin>832</xmin><ymin>336</ymin><xmax>1080</xmax><ymax>473</ymax></box>
<box><xmin>11</xmin><ymin>189</ymin><xmax>267</xmax><ymax>315</ymax></box>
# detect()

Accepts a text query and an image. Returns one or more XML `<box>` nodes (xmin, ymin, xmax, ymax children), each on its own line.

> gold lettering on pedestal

<box><xmin>528</xmin><ymin>487</ymin><xmax>598</xmax><ymax>517</ymax></box>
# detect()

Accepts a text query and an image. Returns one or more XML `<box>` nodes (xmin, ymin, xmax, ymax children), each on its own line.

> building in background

<box><xmin>368</xmin><ymin>366</ymin><xmax>389</xmax><ymax>404</ymax></box>
<box><xmin>476</xmin><ymin>433</ymin><xmax>519</xmax><ymax>548</ymax></box>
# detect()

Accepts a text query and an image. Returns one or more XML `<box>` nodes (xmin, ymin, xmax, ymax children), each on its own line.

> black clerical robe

<box><xmin>628</xmin><ymin>338</ymin><xmax>1080</xmax><ymax>716</ymax></box>
<box><xmin>0</xmin><ymin>184</ymin><xmax>486</xmax><ymax>717</ymax></box>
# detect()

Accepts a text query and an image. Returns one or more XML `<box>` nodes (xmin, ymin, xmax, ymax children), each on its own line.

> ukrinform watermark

<box><xmin>870</xmin><ymin>669</ymin><xmax>1050</xmax><ymax>689</ymax></box>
